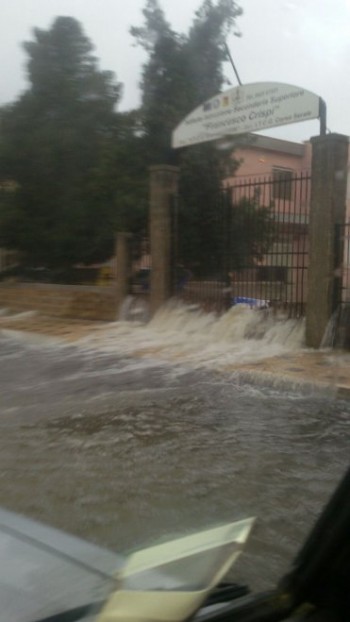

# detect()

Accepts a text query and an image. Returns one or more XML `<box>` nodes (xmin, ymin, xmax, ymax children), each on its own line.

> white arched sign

<box><xmin>172</xmin><ymin>82</ymin><xmax>324</xmax><ymax>149</ymax></box>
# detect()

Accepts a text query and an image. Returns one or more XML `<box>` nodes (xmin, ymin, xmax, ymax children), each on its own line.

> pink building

<box><xmin>224</xmin><ymin>134</ymin><xmax>313</xmax><ymax>312</ymax></box>
<box><xmin>230</xmin><ymin>134</ymin><xmax>312</xmax><ymax>178</ymax></box>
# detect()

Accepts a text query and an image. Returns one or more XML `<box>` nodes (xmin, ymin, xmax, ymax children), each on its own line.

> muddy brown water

<box><xmin>0</xmin><ymin>330</ymin><xmax>349</xmax><ymax>592</ymax></box>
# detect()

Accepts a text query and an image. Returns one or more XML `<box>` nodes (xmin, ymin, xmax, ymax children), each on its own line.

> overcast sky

<box><xmin>1</xmin><ymin>0</ymin><xmax>349</xmax><ymax>142</ymax></box>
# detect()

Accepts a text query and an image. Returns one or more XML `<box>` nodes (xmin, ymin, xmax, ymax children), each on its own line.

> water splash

<box><xmin>320</xmin><ymin>309</ymin><xmax>339</xmax><ymax>349</ymax></box>
<box><xmin>118</xmin><ymin>295</ymin><xmax>150</xmax><ymax>323</ymax></box>
<box><xmin>81</xmin><ymin>300</ymin><xmax>305</xmax><ymax>369</ymax></box>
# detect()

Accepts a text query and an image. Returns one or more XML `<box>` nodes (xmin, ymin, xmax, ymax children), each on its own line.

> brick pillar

<box><xmin>115</xmin><ymin>232</ymin><xmax>132</xmax><ymax>316</ymax></box>
<box><xmin>306</xmin><ymin>134</ymin><xmax>349</xmax><ymax>348</ymax></box>
<box><xmin>149</xmin><ymin>165</ymin><xmax>179</xmax><ymax>315</ymax></box>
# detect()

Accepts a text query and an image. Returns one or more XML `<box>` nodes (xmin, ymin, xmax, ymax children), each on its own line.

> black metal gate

<box><xmin>172</xmin><ymin>171</ymin><xmax>311</xmax><ymax>317</ymax></box>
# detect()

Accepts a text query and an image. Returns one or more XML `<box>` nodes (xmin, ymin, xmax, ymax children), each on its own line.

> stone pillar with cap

<box><xmin>149</xmin><ymin>165</ymin><xmax>179</xmax><ymax>316</ymax></box>
<box><xmin>306</xmin><ymin>133</ymin><xmax>349</xmax><ymax>348</ymax></box>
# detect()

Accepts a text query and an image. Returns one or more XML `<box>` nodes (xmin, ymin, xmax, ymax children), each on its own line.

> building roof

<box><xmin>239</xmin><ymin>134</ymin><xmax>306</xmax><ymax>157</ymax></box>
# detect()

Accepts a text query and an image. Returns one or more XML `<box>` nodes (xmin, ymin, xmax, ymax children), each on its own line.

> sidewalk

<box><xmin>1</xmin><ymin>312</ymin><xmax>349</xmax><ymax>398</ymax></box>
<box><xmin>0</xmin><ymin>312</ymin><xmax>104</xmax><ymax>342</ymax></box>
<box><xmin>230</xmin><ymin>351</ymin><xmax>350</xmax><ymax>398</ymax></box>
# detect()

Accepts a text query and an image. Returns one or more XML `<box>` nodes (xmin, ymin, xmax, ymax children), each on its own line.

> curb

<box><xmin>232</xmin><ymin>369</ymin><xmax>341</xmax><ymax>399</ymax></box>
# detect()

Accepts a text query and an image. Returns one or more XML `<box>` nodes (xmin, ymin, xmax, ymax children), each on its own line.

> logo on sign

<box><xmin>203</xmin><ymin>94</ymin><xmax>232</xmax><ymax>112</ymax></box>
<box><xmin>203</xmin><ymin>98</ymin><xmax>219</xmax><ymax>112</ymax></box>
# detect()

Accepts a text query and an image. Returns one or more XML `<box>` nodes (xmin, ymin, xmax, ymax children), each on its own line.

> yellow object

<box><xmin>97</xmin><ymin>518</ymin><xmax>255</xmax><ymax>622</ymax></box>
<box><xmin>97</xmin><ymin>266</ymin><xmax>112</xmax><ymax>286</ymax></box>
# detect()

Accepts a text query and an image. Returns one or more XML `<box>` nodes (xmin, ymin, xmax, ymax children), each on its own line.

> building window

<box><xmin>272</xmin><ymin>168</ymin><xmax>293</xmax><ymax>201</ymax></box>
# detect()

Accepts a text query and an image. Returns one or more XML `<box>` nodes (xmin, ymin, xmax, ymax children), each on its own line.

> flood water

<box><xmin>0</xmin><ymin>304</ymin><xmax>349</xmax><ymax>593</ymax></box>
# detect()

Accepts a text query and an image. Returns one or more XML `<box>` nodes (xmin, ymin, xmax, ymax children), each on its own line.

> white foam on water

<box><xmin>0</xmin><ymin>328</ymin><xmax>65</xmax><ymax>348</ymax></box>
<box><xmin>79</xmin><ymin>300</ymin><xmax>305</xmax><ymax>370</ymax></box>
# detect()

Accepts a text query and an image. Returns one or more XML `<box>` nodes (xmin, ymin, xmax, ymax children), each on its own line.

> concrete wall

<box><xmin>0</xmin><ymin>283</ymin><xmax>117</xmax><ymax>321</ymax></box>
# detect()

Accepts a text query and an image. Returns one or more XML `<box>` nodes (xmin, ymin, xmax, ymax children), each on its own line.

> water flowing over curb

<box><xmin>2</xmin><ymin>301</ymin><xmax>348</xmax><ymax>398</ymax></box>
<box><xmin>83</xmin><ymin>300</ymin><xmax>306</xmax><ymax>368</ymax></box>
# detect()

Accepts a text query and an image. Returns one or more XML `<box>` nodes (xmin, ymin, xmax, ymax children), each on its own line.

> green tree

<box><xmin>227</xmin><ymin>197</ymin><xmax>276</xmax><ymax>271</ymax></box>
<box><xmin>0</xmin><ymin>17</ymin><xmax>131</xmax><ymax>268</ymax></box>
<box><xmin>132</xmin><ymin>0</ymin><xmax>242</xmax><ymax>163</ymax></box>
<box><xmin>131</xmin><ymin>1</ymin><xmax>251</xmax><ymax>278</ymax></box>
<box><xmin>86</xmin><ymin>109</ymin><xmax>149</xmax><ymax>240</ymax></box>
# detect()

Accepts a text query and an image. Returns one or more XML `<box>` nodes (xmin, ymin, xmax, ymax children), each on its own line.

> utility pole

<box><xmin>224</xmin><ymin>42</ymin><xmax>242</xmax><ymax>86</ymax></box>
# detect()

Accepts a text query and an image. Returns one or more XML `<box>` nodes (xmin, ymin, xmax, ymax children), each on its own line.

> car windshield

<box><xmin>2</xmin><ymin>468</ymin><xmax>350</xmax><ymax>622</ymax></box>
<box><xmin>0</xmin><ymin>511</ymin><xmax>254</xmax><ymax>622</ymax></box>
<box><xmin>0</xmin><ymin>508</ymin><xmax>120</xmax><ymax>622</ymax></box>
<box><xmin>1</xmin><ymin>2</ymin><xmax>350</xmax><ymax>622</ymax></box>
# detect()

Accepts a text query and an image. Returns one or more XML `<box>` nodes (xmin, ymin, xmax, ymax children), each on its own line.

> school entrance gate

<box><xmin>172</xmin><ymin>171</ymin><xmax>311</xmax><ymax>318</ymax></box>
<box><xmin>147</xmin><ymin>134</ymin><xmax>350</xmax><ymax>348</ymax></box>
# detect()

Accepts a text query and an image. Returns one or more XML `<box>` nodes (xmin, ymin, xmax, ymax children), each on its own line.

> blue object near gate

<box><xmin>231</xmin><ymin>296</ymin><xmax>269</xmax><ymax>309</ymax></box>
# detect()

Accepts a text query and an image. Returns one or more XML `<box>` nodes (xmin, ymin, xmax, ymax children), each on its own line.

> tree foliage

<box><xmin>176</xmin><ymin>185</ymin><xmax>276</xmax><ymax>278</ymax></box>
<box><xmin>132</xmin><ymin>0</ymin><xmax>242</xmax><ymax>163</ymax></box>
<box><xmin>0</xmin><ymin>4</ymin><xmax>274</xmax><ymax>278</ymax></box>
<box><xmin>227</xmin><ymin>197</ymin><xmax>276</xmax><ymax>270</ymax></box>
<box><xmin>132</xmin><ymin>0</ymin><xmax>252</xmax><ymax>276</ymax></box>
<box><xmin>0</xmin><ymin>17</ymin><xmax>147</xmax><ymax>268</ymax></box>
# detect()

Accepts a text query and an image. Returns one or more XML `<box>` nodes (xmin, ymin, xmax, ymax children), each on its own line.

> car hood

<box><xmin>0</xmin><ymin>507</ymin><xmax>123</xmax><ymax>622</ymax></box>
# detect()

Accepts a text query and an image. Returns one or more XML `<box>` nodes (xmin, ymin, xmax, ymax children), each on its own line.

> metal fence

<box><xmin>173</xmin><ymin>171</ymin><xmax>311</xmax><ymax>317</ymax></box>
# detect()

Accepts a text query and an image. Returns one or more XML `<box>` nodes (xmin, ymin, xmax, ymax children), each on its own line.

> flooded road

<box><xmin>0</xmin><ymin>318</ymin><xmax>349</xmax><ymax>593</ymax></box>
